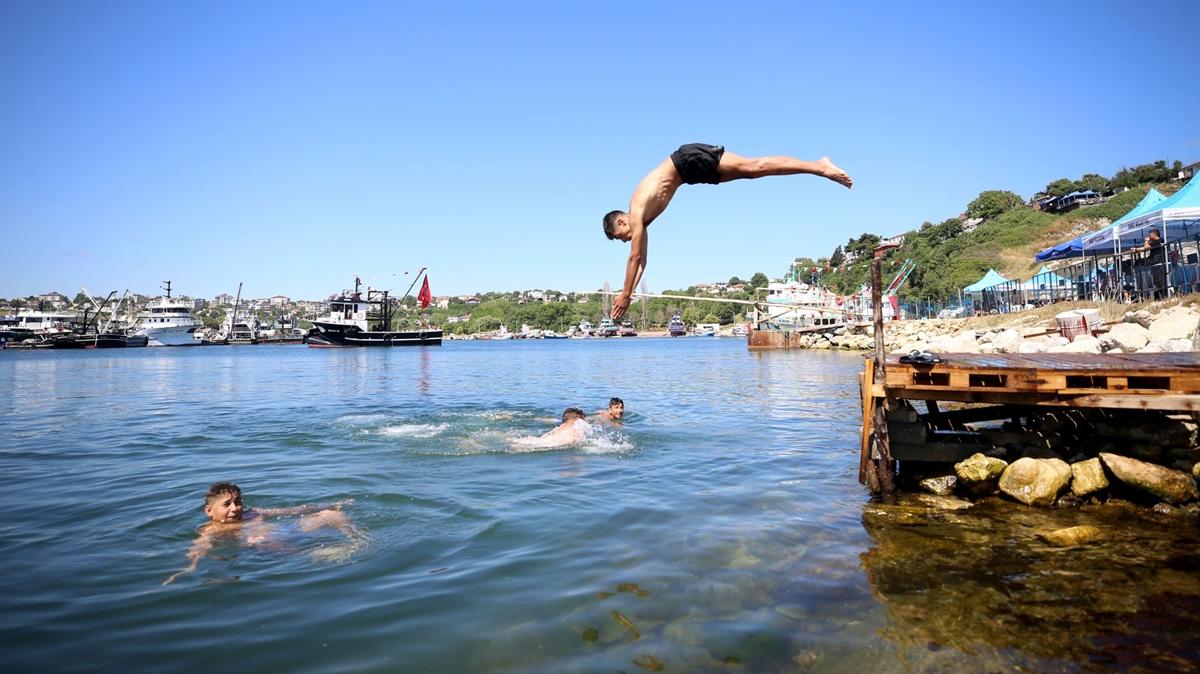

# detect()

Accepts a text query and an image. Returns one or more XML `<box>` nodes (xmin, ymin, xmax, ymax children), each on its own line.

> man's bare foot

<box><xmin>817</xmin><ymin>157</ymin><xmax>852</xmax><ymax>189</ymax></box>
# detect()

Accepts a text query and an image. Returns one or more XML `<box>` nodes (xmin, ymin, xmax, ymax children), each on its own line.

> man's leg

<box><xmin>717</xmin><ymin>152</ymin><xmax>852</xmax><ymax>188</ymax></box>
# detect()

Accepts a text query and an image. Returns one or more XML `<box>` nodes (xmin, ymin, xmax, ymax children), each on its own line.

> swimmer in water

<box><xmin>594</xmin><ymin>397</ymin><xmax>624</xmax><ymax>423</ymax></box>
<box><xmin>515</xmin><ymin>407</ymin><xmax>589</xmax><ymax>448</ymax></box>
<box><xmin>163</xmin><ymin>481</ymin><xmax>362</xmax><ymax>585</ymax></box>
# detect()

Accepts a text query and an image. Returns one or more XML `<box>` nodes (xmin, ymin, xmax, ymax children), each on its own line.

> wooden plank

<box><xmin>859</xmin><ymin>358</ymin><xmax>874</xmax><ymax>484</ymax></box>
<box><xmin>883</xmin><ymin>389</ymin><xmax>1200</xmax><ymax>411</ymax></box>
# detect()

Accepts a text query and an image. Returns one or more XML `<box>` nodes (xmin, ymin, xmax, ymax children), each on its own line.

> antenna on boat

<box><xmin>162</xmin><ymin>281</ymin><xmax>172</xmax><ymax>299</ymax></box>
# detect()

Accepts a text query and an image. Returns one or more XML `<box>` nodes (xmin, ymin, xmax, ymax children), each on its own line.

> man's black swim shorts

<box><xmin>670</xmin><ymin>143</ymin><xmax>725</xmax><ymax>185</ymax></box>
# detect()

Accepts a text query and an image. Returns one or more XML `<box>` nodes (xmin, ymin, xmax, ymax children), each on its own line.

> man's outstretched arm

<box><xmin>612</xmin><ymin>223</ymin><xmax>647</xmax><ymax>320</ymax></box>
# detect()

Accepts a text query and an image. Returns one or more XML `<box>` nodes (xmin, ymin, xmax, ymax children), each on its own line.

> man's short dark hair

<box><xmin>562</xmin><ymin>407</ymin><xmax>586</xmax><ymax>422</ymax></box>
<box><xmin>609</xmin><ymin>397</ymin><xmax>623</xmax><ymax>407</ymax></box>
<box><xmin>1149</xmin><ymin>227</ymin><xmax>1160</xmax><ymax>237</ymax></box>
<box><xmin>602</xmin><ymin>210</ymin><xmax>625</xmax><ymax>240</ymax></box>
<box><xmin>205</xmin><ymin>481</ymin><xmax>241</xmax><ymax>505</ymax></box>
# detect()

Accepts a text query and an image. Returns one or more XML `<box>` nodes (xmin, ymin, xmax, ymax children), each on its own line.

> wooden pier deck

<box><xmin>873</xmin><ymin>352</ymin><xmax>1200</xmax><ymax>411</ymax></box>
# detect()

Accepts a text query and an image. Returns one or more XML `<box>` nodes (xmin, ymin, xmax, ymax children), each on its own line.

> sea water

<box><xmin>1</xmin><ymin>339</ymin><xmax>1197</xmax><ymax>673</ymax></box>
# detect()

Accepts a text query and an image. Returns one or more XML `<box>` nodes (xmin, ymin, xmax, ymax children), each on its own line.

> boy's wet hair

<box><xmin>562</xmin><ymin>407</ymin><xmax>586</xmax><ymax>422</ymax></box>
<box><xmin>609</xmin><ymin>397</ymin><xmax>623</xmax><ymax>407</ymax></box>
<box><xmin>205</xmin><ymin>481</ymin><xmax>241</xmax><ymax>505</ymax></box>
<box><xmin>602</xmin><ymin>210</ymin><xmax>625</xmax><ymax>240</ymax></box>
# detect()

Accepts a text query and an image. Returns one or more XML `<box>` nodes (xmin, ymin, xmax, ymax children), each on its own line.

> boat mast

<box><xmin>163</xmin><ymin>280</ymin><xmax>172</xmax><ymax>300</ymax></box>
<box><xmin>231</xmin><ymin>282</ymin><xmax>243</xmax><ymax>337</ymax></box>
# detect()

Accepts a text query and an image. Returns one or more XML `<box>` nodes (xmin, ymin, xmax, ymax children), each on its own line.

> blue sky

<box><xmin>3</xmin><ymin>1</ymin><xmax>1198</xmax><ymax>300</ymax></box>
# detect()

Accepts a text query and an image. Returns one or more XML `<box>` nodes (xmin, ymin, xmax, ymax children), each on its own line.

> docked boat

<box><xmin>598</xmin><ymin>318</ymin><xmax>619</xmax><ymax>337</ymax></box>
<box><xmin>306</xmin><ymin>276</ymin><xmax>442</xmax><ymax>347</ymax></box>
<box><xmin>542</xmin><ymin>330</ymin><xmax>568</xmax><ymax>339</ymax></box>
<box><xmin>575</xmin><ymin>320</ymin><xmax>595</xmax><ymax>338</ymax></box>
<box><xmin>619</xmin><ymin>321</ymin><xmax>637</xmax><ymax>337</ymax></box>
<box><xmin>667</xmin><ymin>314</ymin><xmax>687</xmax><ymax>337</ymax></box>
<box><xmin>730</xmin><ymin>323</ymin><xmax>749</xmax><ymax>337</ymax></box>
<box><xmin>132</xmin><ymin>281</ymin><xmax>202</xmax><ymax>346</ymax></box>
<box><xmin>692</xmin><ymin>323</ymin><xmax>718</xmax><ymax>337</ymax></box>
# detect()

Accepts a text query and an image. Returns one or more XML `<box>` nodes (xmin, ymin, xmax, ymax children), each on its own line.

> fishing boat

<box><xmin>306</xmin><ymin>275</ymin><xmax>442</xmax><ymax>348</ymax></box>
<box><xmin>542</xmin><ymin>330</ymin><xmax>568</xmax><ymax>339</ymax></box>
<box><xmin>131</xmin><ymin>281</ymin><xmax>203</xmax><ymax>346</ymax></box>
<box><xmin>667</xmin><ymin>314</ymin><xmax>687</xmax><ymax>337</ymax></box>
<box><xmin>598</xmin><ymin>317</ymin><xmax>619</xmax><ymax>337</ymax></box>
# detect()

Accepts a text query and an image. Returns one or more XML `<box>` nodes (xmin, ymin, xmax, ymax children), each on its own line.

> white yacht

<box><xmin>132</xmin><ymin>281</ymin><xmax>202</xmax><ymax>346</ymax></box>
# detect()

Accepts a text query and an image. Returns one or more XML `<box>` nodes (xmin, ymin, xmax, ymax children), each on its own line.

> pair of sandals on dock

<box><xmin>898</xmin><ymin>349</ymin><xmax>943</xmax><ymax>365</ymax></box>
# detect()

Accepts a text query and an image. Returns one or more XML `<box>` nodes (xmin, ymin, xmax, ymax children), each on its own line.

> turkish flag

<box><xmin>417</xmin><ymin>276</ymin><xmax>432</xmax><ymax>309</ymax></box>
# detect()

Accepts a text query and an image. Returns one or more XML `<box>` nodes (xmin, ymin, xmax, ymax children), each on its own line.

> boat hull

<box><xmin>136</xmin><ymin>325</ymin><xmax>201</xmax><ymax>347</ymax></box>
<box><xmin>307</xmin><ymin>323</ymin><xmax>443</xmax><ymax>347</ymax></box>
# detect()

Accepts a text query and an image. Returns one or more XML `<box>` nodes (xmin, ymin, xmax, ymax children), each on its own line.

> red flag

<box><xmin>417</xmin><ymin>276</ymin><xmax>432</xmax><ymax>309</ymax></box>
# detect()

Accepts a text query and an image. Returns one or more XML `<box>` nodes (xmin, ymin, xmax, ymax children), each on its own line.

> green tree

<box><xmin>727</xmin><ymin>276</ymin><xmax>744</xmax><ymax>286</ymax></box>
<box><xmin>966</xmin><ymin>190</ymin><xmax>1024</xmax><ymax>219</ymax></box>
<box><xmin>1077</xmin><ymin>173</ymin><xmax>1108</xmax><ymax>193</ymax></box>
<box><xmin>701</xmin><ymin>313</ymin><xmax>720</xmax><ymax>324</ymax></box>
<box><xmin>749</xmin><ymin>272</ymin><xmax>769</xmax><ymax>289</ymax></box>
<box><xmin>1043</xmin><ymin>179</ymin><xmax>1076</xmax><ymax>198</ymax></box>
<box><xmin>829</xmin><ymin>245</ymin><xmax>844</xmax><ymax>267</ymax></box>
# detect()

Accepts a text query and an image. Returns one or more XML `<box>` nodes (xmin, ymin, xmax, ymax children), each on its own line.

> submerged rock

<box><xmin>1070</xmin><ymin>458</ymin><xmax>1109</xmax><ymax>497</ymax></box>
<box><xmin>1100</xmin><ymin>453</ymin><xmax>1200</xmax><ymax>504</ymax></box>
<box><xmin>999</xmin><ymin>457</ymin><xmax>1071</xmax><ymax>506</ymax></box>
<box><xmin>913</xmin><ymin>493</ymin><xmax>974</xmax><ymax>510</ymax></box>
<box><xmin>918</xmin><ymin>474</ymin><xmax>957</xmax><ymax>496</ymax></box>
<box><xmin>1037</xmin><ymin>525</ymin><xmax>1102</xmax><ymax>547</ymax></box>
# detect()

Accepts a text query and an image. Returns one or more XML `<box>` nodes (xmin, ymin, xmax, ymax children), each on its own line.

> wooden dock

<box><xmin>860</xmin><ymin>351</ymin><xmax>1200</xmax><ymax>493</ymax></box>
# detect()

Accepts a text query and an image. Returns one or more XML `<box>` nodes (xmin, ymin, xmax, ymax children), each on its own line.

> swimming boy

<box><xmin>603</xmin><ymin>144</ymin><xmax>852</xmax><ymax>320</ymax></box>
<box><xmin>515</xmin><ymin>407</ymin><xmax>589</xmax><ymax>448</ymax></box>
<box><xmin>594</xmin><ymin>397</ymin><xmax>624</xmax><ymax>422</ymax></box>
<box><xmin>163</xmin><ymin>481</ymin><xmax>361</xmax><ymax>585</ymax></box>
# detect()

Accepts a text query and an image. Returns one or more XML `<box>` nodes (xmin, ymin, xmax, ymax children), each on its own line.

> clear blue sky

<box><xmin>3</xmin><ymin>1</ymin><xmax>1198</xmax><ymax>300</ymax></box>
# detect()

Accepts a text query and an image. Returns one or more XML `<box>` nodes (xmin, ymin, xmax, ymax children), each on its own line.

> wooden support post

<box><xmin>868</xmin><ymin>253</ymin><xmax>895</xmax><ymax>496</ymax></box>
<box><xmin>859</xmin><ymin>358</ymin><xmax>874</xmax><ymax>484</ymax></box>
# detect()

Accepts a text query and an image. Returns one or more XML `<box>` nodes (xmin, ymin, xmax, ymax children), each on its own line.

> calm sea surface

<box><xmin>2</xmin><ymin>339</ymin><xmax>1198</xmax><ymax>673</ymax></box>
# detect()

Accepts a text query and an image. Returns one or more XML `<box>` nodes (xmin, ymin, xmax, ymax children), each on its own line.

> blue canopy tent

<box><xmin>1083</xmin><ymin>175</ymin><xmax>1200</xmax><ymax>254</ymax></box>
<box><xmin>1036</xmin><ymin>188</ymin><xmax>1167</xmax><ymax>261</ymax></box>
<box><xmin>963</xmin><ymin>269</ymin><xmax>1011</xmax><ymax>292</ymax></box>
<box><xmin>1079</xmin><ymin>187</ymin><xmax>1170</xmax><ymax>254</ymax></box>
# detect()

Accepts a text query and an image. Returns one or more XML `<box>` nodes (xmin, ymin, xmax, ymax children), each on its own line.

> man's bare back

<box><xmin>602</xmin><ymin>144</ymin><xmax>852</xmax><ymax>320</ymax></box>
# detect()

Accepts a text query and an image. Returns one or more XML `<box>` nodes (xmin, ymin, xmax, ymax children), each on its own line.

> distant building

<box><xmin>880</xmin><ymin>233</ymin><xmax>906</xmax><ymax>248</ymax></box>
<box><xmin>269</xmin><ymin>295</ymin><xmax>290</xmax><ymax>307</ymax></box>
<box><xmin>960</xmin><ymin>217</ymin><xmax>983</xmax><ymax>233</ymax></box>
<box><xmin>37</xmin><ymin>292</ymin><xmax>69</xmax><ymax>309</ymax></box>
<box><xmin>193</xmin><ymin>298</ymin><xmax>209</xmax><ymax>310</ymax></box>
<box><xmin>447</xmin><ymin>314</ymin><xmax>471</xmax><ymax>324</ymax></box>
<box><xmin>1179</xmin><ymin>161</ymin><xmax>1200</xmax><ymax>182</ymax></box>
<box><xmin>434</xmin><ymin>296</ymin><xmax>451</xmax><ymax>309</ymax></box>
<box><xmin>214</xmin><ymin>293</ymin><xmax>234</xmax><ymax>305</ymax></box>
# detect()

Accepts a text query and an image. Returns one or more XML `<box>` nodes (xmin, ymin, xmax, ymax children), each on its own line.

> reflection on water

<box><xmin>862</xmin><ymin>494</ymin><xmax>1200</xmax><ymax>672</ymax></box>
<box><xmin>1</xmin><ymin>342</ymin><xmax>1198</xmax><ymax>672</ymax></box>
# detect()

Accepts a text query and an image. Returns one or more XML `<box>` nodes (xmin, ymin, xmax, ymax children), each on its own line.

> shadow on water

<box><xmin>860</xmin><ymin>494</ymin><xmax>1200</xmax><ymax>673</ymax></box>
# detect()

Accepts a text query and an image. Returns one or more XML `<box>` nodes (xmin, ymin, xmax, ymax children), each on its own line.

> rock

<box><xmin>1148</xmin><ymin>308</ymin><xmax>1200</xmax><ymax>342</ymax></box>
<box><xmin>1047</xmin><ymin>335</ymin><xmax>1101</xmax><ymax>353</ymax></box>
<box><xmin>1037</xmin><ymin>525</ymin><xmax>1102</xmax><ymax>547</ymax></box>
<box><xmin>918</xmin><ymin>474</ymin><xmax>957</xmax><ymax>496</ymax></box>
<box><xmin>1100</xmin><ymin>453</ymin><xmax>1200</xmax><ymax>504</ymax></box>
<box><xmin>955</xmin><ymin>452</ymin><xmax>1007</xmax><ymax>483</ymax></box>
<box><xmin>1099</xmin><ymin>322</ymin><xmax>1149</xmax><ymax>353</ymax></box>
<box><xmin>991</xmin><ymin>329</ymin><xmax>1021</xmax><ymax>353</ymax></box>
<box><xmin>999</xmin><ymin>457</ymin><xmax>1071</xmax><ymax>506</ymax></box>
<box><xmin>1152</xmin><ymin>503</ymin><xmax>1177</xmax><ymax>515</ymax></box>
<box><xmin>913</xmin><ymin>493</ymin><xmax>974</xmax><ymax>510</ymax></box>
<box><xmin>1070</xmin><ymin>458</ymin><xmax>1109</xmax><ymax>497</ymax></box>
<box><xmin>1165</xmin><ymin>338</ymin><xmax>1193</xmax><ymax>353</ymax></box>
<box><xmin>1195</xmin><ymin>462</ymin><xmax>1200</xmax><ymax>480</ymax></box>
<box><xmin>1124</xmin><ymin>309</ymin><xmax>1153</xmax><ymax>328</ymax></box>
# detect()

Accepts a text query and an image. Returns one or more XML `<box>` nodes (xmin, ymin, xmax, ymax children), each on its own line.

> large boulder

<box><xmin>1148</xmin><ymin>308</ymin><xmax>1200</xmax><ymax>342</ymax></box>
<box><xmin>1100</xmin><ymin>322</ymin><xmax>1149</xmax><ymax>353</ymax></box>
<box><xmin>999</xmin><ymin>457</ymin><xmax>1071</xmax><ymax>506</ymax></box>
<box><xmin>1070</xmin><ymin>458</ymin><xmax>1109</xmax><ymax>497</ymax></box>
<box><xmin>991</xmin><ymin>329</ymin><xmax>1022</xmax><ymax>354</ymax></box>
<box><xmin>955</xmin><ymin>453</ymin><xmax>1007</xmax><ymax>483</ymax></box>
<box><xmin>1100</xmin><ymin>453</ymin><xmax>1199</xmax><ymax>503</ymax></box>
<box><xmin>918</xmin><ymin>474</ymin><xmax>957</xmax><ymax>496</ymax></box>
<box><xmin>1047</xmin><ymin>334</ymin><xmax>1101</xmax><ymax>354</ymax></box>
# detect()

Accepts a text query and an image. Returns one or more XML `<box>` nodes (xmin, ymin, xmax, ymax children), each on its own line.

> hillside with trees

<box><xmin>816</xmin><ymin>158</ymin><xmax>1188</xmax><ymax>303</ymax></box>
